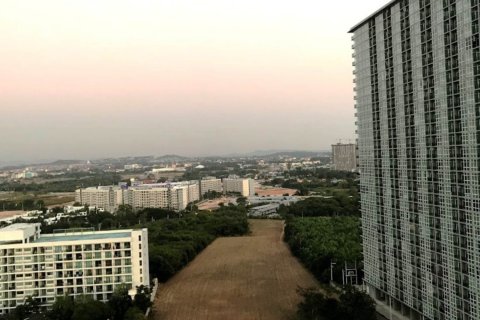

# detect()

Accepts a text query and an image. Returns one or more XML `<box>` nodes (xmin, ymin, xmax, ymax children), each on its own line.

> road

<box><xmin>152</xmin><ymin>219</ymin><xmax>318</xmax><ymax>320</ymax></box>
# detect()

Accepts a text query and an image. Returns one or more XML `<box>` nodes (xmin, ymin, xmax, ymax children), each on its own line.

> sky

<box><xmin>0</xmin><ymin>0</ymin><xmax>387</xmax><ymax>162</ymax></box>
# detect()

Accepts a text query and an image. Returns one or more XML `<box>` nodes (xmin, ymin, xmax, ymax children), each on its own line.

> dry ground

<box><xmin>197</xmin><ymin>197</ymin><xmax>237</xmax><ymax>211</ymax></box>
<box><xmin>0</xmin><ymin>211</ymin><xmax>26</xmax><ymax>219</ymax></box>
<box><xmin>152</xmin><ymin>219</ymin><xmax>317</xmax><ymax>320</ymax></box>
<box><xmin>0</xmin><ymin>192</ymin><xmax>75</xmax><ymax>207</ymax></box>
<box><xmin>255</xmin><ymin>187</ymin><xmax>298</xmax><ymax>197</ymax></box>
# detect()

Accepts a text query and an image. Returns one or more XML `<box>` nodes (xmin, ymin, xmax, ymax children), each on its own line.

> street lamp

<box><xmin>330</xmin><ymin>261</ymin><xmax>336</xmax><ymax>283</ymax></box>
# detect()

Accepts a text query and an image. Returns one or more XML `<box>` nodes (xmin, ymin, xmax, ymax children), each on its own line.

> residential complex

<box><xmin>200</xmin><ymin>177</ymin><xmax>223</xmax><ymax>195</ymax></box>
<box><xmin>222</xmin><ymin>177</ymin><xmax>255</xmax><ymax>197</ymax></box>
<box><xmin>0</xmin><ymin>223</ymin><xmax>149</xmax><ymax>314</ymax></box>
<box><xmin>352</xmin><ymin>1</ymin><xmax>480</xmax><ymax>319</ymax></box>
<box><xmin>331</xmin><ymin>143</ymin><xmax>357</xmax><ymax>171</ymax></box>
<box><xmin>126</xmin><ymin>182</ymin><xmax>198</xmax><ymax>211</ymax></box>
<box><xmin>75</xmin><ymin>181</ymin><xmax>200</xmax><ymax>212</ymax></box>
<box><xmin>75</xmin><ymin>186</ymin><xmax>123</xmax><ymax>213</ymax></box>
<box><xmin>75</xmin><ymin>177</ymin><xmax>258</xmax><ymax>211</ymax></box>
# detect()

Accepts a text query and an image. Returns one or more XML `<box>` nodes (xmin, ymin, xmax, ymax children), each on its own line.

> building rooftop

<box><xmin>0</xmin><ymin>223</ymin><xmax>135</xmax><ymax>245</ymax></box>
<box><xmin>35</xmin><ymin>231</ymin><xmax>131</xmax><ymax>243</ymax></box>
<box><xmin>251</xmin><ymin>204</ymin><xmax>280</xmax><ymax>210</ymax></box>
<box><xmin>349</xmin><ymin>0</ymin><xmax>398</xmax><ymax>33</ymax></box>
<box><xmin>0</xmin><ymin>223</ymin><xmax>38</xmax><ymax>232</ymax></box>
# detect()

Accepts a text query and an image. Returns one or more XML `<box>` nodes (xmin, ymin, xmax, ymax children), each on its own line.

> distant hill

<box><xmin>0</xmin><ymin>159</ymin><xmax>83</xmax><ymax>169</ymax></box>
<box><xmin>154</xmin><ymin>154</ymin><xmax>189</xmax><ymax>162</ymax></box>
<box><xmin>221</xmin><ymin>150</ymin><xmax>330</xmax><ymax>159</ymax></box>
<box><xmin>47</xmin><ymin>160</ymin><xmax>85</xmax><ymax>166</ymax></box>
<box><xmin>261</xmin><ymin>151</ymin><xmax>331</xmax><ymax>159</ymax></box>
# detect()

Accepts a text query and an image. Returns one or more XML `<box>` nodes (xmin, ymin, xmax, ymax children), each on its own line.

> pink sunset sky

<box><xmin>1</xmin><ymin>0</ymin><xmax>387</xmax><ymax>161</ymax></box>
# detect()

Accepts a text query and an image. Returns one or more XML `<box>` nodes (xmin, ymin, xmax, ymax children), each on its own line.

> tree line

<box><xmin>279</xmin><ymin>195</ymin><xmax>360</xmax><ymax>218</ymax></box>
<box><xmin>4</xmin><ymin>285</ymin><xmax>151</xmax><ymax>320</ymax></box>
<box><xmin>146</xmin><ymin>206</ymin><xmax>249</xmax><ymax>281</ymax></box>
<box><xmin>284</xmin><ymin>216</ymin><xmax>362</xmax><ymax>283</ymax></box>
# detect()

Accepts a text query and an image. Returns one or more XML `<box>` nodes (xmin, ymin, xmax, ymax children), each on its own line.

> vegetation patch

<box><xmin>297</xmin><ymin>286</ymin><xmax>376</xmax><ymax>320</ymax></box>
<box><xmin>284</xmin><ymin>216</ymin><xmax>362</xmax><ymax>284</ymax></box>
<box><xmin>147</xmin><ymin>207</ymin><xmax>249</xmax><ymax>281</ymax></box>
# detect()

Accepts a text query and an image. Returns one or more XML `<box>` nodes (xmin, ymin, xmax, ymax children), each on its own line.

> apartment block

<box><xmin>352</xmin><ymin>1</ymin><xmax>480</xmax><ymax>319</ymax></box>
<box><xmin>75</xmin><ymin>186</ymin><xmax>123</xmax><ymax>212</ymax></box>
<box><xmin>186</xmin><ymin>182</ymin><xmax>200</xmax><ymax>204</ymax></box>
<box><xmin>125</xmin><ymin>181</ymin><xmax>199</xmax><ymax>211</ymax></box>
<box><xmin>200</xmin><ymin>177</ymin><xmax>223</xmax><ymax>195</ymax></box>
<box><xmin>76</xmin><ymin>181</ymin><xmax>200</xmax><ymax>212</ymax></box>
<box><xmin>331</xmin><ymin>143</ymin><xmax>357</xmax><ymax>171</ymax></box>
<box><xmin>0</xmin><ymin>223</ymin><xmax>149</xmax><ymax>314</ymax></box>
<box><xmin>222</xmin><ymin>177</ymin><xmax>255</xmax><ymax>197</ymax></box>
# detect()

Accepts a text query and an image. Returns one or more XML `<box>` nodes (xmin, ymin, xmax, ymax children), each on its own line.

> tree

<box><xmin>133</xmin><ymin>285</ymin><xmax>152</xmax><ymax>312</ymax></box>
<box><xmin>71</xmin><ymin>296</ymin><xmax>111</xmax><ymax>320</ymax></box>
<box><xmin>236</xmin><ymin>196</ymin><xmax>247</xmax><ymax>206</ymax></box>
<box><xmin>124</xmin><ymin>307</ymin><xmax>145</xmax><ymax>320</ymax></box>
<box><xmin>294</xmin><ymin>186</ymin><xmax>309</xmax><ymax>196</ymax></box>
<box><xmin>297</xmin><ymin>287</ymin><xmax>376</xmax><ymax>320</ymax></box>
<box><xmin>297</xmin><ymin>287</ymin><xmax>338</xmax><ymax>320</ymax></box>
<box><xmin>337</xmin><ymin>286</ymin><xmax>376</xmax><ymax>320</ymax></box>
<box><xmin>7</xmin><ymin>296</ymin><xmax>41</xmax><ymax>320</ymax></box>
<box><xmin>48</xmin><ymin>295</ymin><xmax>75</xmax><ymax>320</ymax></box>
<box><xmin>108</xmin><ymin>284</ymin><xmax>133</xmax><ymax>320</ymax></box>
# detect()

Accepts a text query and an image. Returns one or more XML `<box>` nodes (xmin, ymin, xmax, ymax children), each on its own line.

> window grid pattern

<box><xmin>353</xmin><ymin>1</ymin><xmax>480</xmax><ymax>319</ymax></box>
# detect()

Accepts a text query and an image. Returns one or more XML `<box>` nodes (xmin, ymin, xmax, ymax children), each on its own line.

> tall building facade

<box><xmin>0</xmin><ymin>224</ymin><xmax>149</xmax><ymax>314</ymax></box>
<box><xmin>75</xmin><ymin>186</ymin><xmax>123</xmax><ymax>213</ymax></box>
<box><xmin>222</xmin><ymin>177</ymin><xmax>255</xmax><ymax>197</ymax></box>
<box><xmin>352</xmin><ymin>1</ymin><xmax>480</xmax><ymax>319</ymax></box>
<box><xmin>200</xmin><ymin>177</ymin><xmax>223</xmax><ymax>196</ymax></box>
<box><xmin>331</xmin><ymin>143</ymin><xmax>357</xmax><ymax>171</ymax></box>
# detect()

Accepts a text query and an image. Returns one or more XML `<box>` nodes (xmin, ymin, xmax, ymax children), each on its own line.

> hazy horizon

<box><xmin>1</xmin><ymin>0</ymin><xmax>387</xmax><ymax>162</ymax></box>
<box><xmin>0</xmin><ymin>148</ymin><xmax>334</xmax><ymax>166</ymax></box>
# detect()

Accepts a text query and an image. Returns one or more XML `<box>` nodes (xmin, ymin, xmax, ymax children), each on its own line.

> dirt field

<box><xmin>152</xmin><ymin>219</ymin><xmax>317</xmax><ymax>320</ymax></box>
<box><xmin>255</xmin><ymin>187</ymin><xmax>298</xmax><ymax>197</ymax></box>
<box><xmin>0</xmin><ymin>211</ymin><xmax>26</xmax><ymax>219</ymax></box>
<box><xmin>0</xmin><ymin>192</ymin><xmax>74</xmax><ymax>207</ymax></box>
<box><xmin>197</xmin><ymin>197</ymin><xmax>237</xmax><ymax>211</ymax></box>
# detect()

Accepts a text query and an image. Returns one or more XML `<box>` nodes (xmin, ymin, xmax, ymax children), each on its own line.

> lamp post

<box><xmin>330</xmin><ymin>261</ymin><xmax>336</xmax><ymax>283</ymax></box>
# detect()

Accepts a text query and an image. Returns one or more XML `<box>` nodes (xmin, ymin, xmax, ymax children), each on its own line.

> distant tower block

<box><xmin>331</xmin><ymin>143</ymin><xmax>357</xmax><ymax>172</ymax></box>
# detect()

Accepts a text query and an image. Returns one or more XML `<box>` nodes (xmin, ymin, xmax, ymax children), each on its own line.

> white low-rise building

<box><xmin>247</xmin><ymin>196</ymin><xmax>299</xmax><ymax>206</ymax></box>
<box><xmin>0</xmin><ymin>223</ymin><xmax>149</xmax><ymax>314</ymax></box>
<box><xmin>248</xmin><ymin>204</ymin><xmax>280</xmax><ymax>218</ymax></box>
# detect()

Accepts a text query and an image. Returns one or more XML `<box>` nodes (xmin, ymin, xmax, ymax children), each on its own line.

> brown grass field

<box><xmin>255</xmin><ymin>187</ymin><xmax>298</xmax><ymax>197</ymax></box>
<box><xmin>197</xmin><ymin>197</ymin><xmax>237</xmax><ymax>211</ymax></box>
<box><xmin>152</xmin><ymin>219</ymin><xmax>317</xmax><ymax>320</ymax></box>
<box><xmin>0</xmin><ymin>211</ymin><xmax>26</xmax><ymax>219</ymax></box>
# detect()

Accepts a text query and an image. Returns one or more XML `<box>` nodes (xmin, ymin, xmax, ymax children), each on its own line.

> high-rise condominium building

<box><xmin>331</xmin><ymin>143</ymin><xmax>357</xmax><ymax>171</ymax></box>
<box><xmin>0</xmin><ymin>223</ymin><xmax>149</xmax><ymax>314</ymax></box>
<box><xmin>352</xmin><ymin>1</ymin><xmax>480</xmax><ymax>319</ymax></box>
